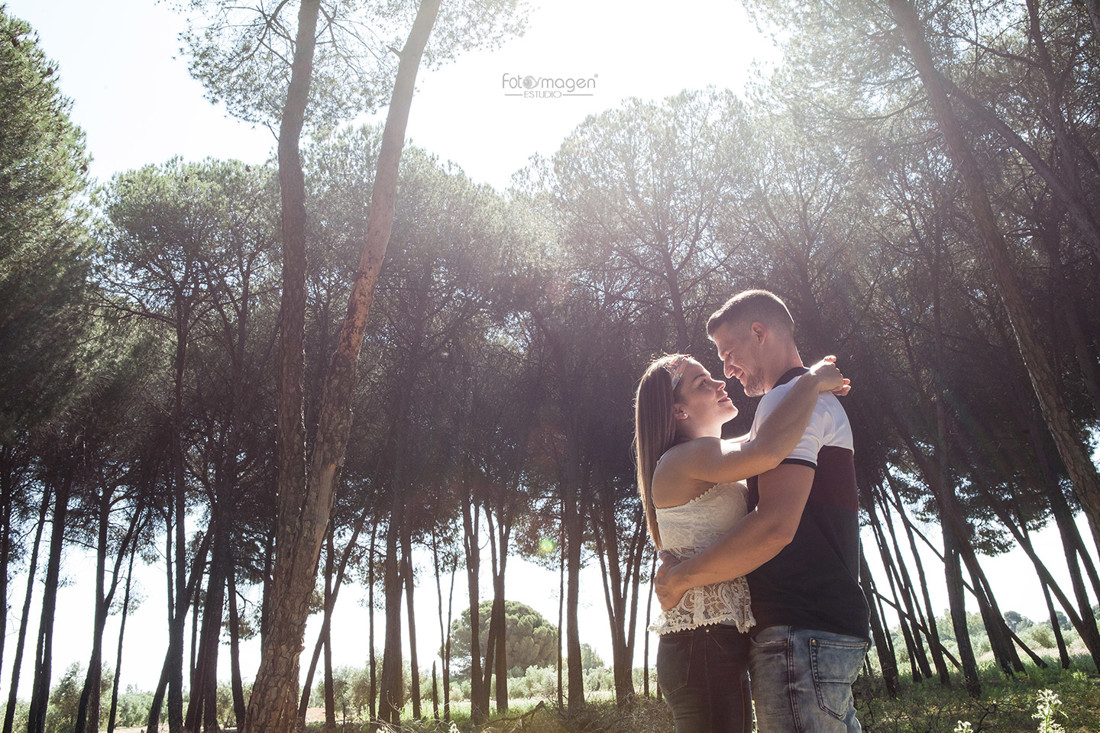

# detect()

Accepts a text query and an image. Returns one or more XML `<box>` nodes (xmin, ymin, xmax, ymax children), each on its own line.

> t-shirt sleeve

<box><xmin>782</xmin><ymin>416</ymin><xmax>823</xmax><ymax>469</ymax></box>
<box><xmin>754</xmin><ymin>379</ymin><xmax>825</xmax><ymax>469</ymax></box>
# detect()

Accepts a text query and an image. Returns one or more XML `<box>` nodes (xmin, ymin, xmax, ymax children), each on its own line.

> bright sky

<box><xmin>8</xmin><ymin>0</ymin><xmax>772</xmax><ymax>190</ymax></box>
<box><xmin>4</xmin><ymin>0</ymin><xmax>1098</xmax><ymax>702</ymax></box>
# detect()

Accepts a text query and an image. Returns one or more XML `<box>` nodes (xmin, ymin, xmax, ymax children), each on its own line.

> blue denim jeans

<box><xmin>749</xmin><ymin>625</ymin><xmax>869</xmax><ymax>732</ymax></box>
<box><xmin>657</xmin><ymin>624</ymin><xmax>752</xmax><ymax>733</ymax></box>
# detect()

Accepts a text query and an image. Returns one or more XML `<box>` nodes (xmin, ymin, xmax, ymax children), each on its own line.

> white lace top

<box><xmin>650</xmin><ymin>482</ymin><xmax>756</xmax><ymax>635</ymax></box>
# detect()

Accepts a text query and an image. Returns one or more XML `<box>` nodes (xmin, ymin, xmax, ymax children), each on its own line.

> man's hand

<box><xmin>654</xmin><ymin>551</ymin><xmax>687</xmax><ymax>611</ymax></box>
<box><xmin>808</xmin><ymin>356</ymin><xmax>851</xmax><ymax>397</ymax></box>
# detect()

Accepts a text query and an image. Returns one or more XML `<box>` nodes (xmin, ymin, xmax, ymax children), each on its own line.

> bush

<box><xmin>582</xmin><ymin>667</ymin><xmax>614</xmax><ymax>694</ymax></box>
<box><xmin>113</xmin><ymin>687</ymin><xmax>156</xmax><ymax>727</ymax></box>
<box><xmin>507</xmin><ymin>666</ymin><xmax>557</xmax><ymax>700</ymax></box>
<box><xmin>1024</xmin><ymin>624</ymin><xmax>1056</xmax><ymax>649</ymax></box>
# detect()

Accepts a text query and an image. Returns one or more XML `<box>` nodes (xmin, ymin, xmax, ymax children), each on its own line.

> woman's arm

<box><xmin>681</xmin><ymin>358</ymin><xmax>846</xmax><ymax>484</ymax></box>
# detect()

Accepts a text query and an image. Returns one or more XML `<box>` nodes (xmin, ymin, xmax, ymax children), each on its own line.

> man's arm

<box><xmin>654</xmin><ymin>463</ymin><xmax>815</xmax><ymax>611</ymax></box>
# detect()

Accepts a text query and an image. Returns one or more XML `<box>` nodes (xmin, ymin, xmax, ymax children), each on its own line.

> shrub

<box><xmin>1024</xmin><ymin>624</ymin><xmax>1056</xmax><ymax>649</ymax></box>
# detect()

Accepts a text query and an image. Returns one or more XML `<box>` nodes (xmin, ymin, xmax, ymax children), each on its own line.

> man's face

<box><xmin>710</xmin><ymin>320</ymin><xmax>767</xmax><ymax>397</ymax></box>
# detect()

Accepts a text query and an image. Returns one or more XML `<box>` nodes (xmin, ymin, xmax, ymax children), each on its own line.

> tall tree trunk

<box><xmin>894</xmin><ymin>422</ymin><xmax>980</xmax><ymax>696</ymax></box>
<box><xmin>260</xmin><ymin>524</ymin><xmax>275</xmax><ymax>643</ymax></box>
<box><xmin>462</xmin><ymin>491</ymin><xmax>487</xmax><ymax>725</ymax></box>
<box><xmin>563</xmin><ymin>459</ymin><xmax>586</xmax><ymax>709</ymax></box>
<box><xmin>323</xmin><ymin>621</ymin><xmax>334</xmax><ymax>732</ymax></box>
<box><xmin>1040</xmin><ymin>579</ymin><xmax>1070</xmax><ymax>669</ymax></box>
<box><xmin>643</xmin><ymin>554</ymin><xmax>655</xmax><ymax>699</ymax></box>
<box><xmin>943</xmin><ymin>535</ymin><xmax>981</xmax><ymax>697</ymax></box>
<box><xmin>298</xmin><ymin>508</ymin><xmax>370</xmax><ymax>723</ymax></box>
<box><xmin>556</xmin><ymin>514</ymin><xmax>565</xmax><ymax>710</ymax></box>
<box><xmin>146</xmin><ymin>652</ymin><xmax>170</xmax><ymax>733</ymax></box>
<box><xmin>0</xmin><ymin>447</ymin><xmax>12</xmax><ymax>682</ymax></box>
<box><xmin>190</xmin><ymin>586</ymin><xmax>201</xmax><ymax>688</ymax></box>
<box><xmin>869</xmin><ymin>489</ymin><xmax>930</xmax><ymax>682</ymax></box>
<box><xmin>244</xmin><ymin>0</ymin><xmax>317</xmax><ymax>721</ymax></box>
<box><xmin>108</xmin><ymin>539</ymin><xmax>138</xmax><ymax>733</ymax></box>
<box><xmin>168</xmin><ymin>292</ymin><xmax>194</xmax><ymax>733</ymax></box>
<box><xmin>76</xmin><ymin>493</ymin><xmax>112</xmax><ymax>733</ymax></box>
<box><xmin>972</xmin><ymin>566</ymin><xmax>1046</xmax><ymax>670</ymax></box>
<box><xmin>958</xmin><ymin>549</ymin><xmax>1022</xmax><ymax>675</ymax></box>
<box><xmin>296</xmin><ymin>529</ymin><xmax>332</xmax><ymax>724</ymax></box>
<box><xmin>592</xmin><ymin>497</ymin><xmax>644</xmax><ymax>707</ymax></box>
<box><xmin>479</xmin><ymin>592</ymin><xmax>501</xmax><ymax>717</ymax></box>
<box><xmin>2</xmin><ymin>480</ymin><xmax>49</xmax><ymax>733</ymax></box>
<box><xmin>859</xmin><ymin>548</ymin><xmax>899</xmax><ymax>697</ymax></box>
<box><xmin>147</xmin><ymin>529</ymin><xmax>213</xmax><ymax>733</ymax></box>
<box><xmin>986</xmin><ymin>494</ymin><xmax>1100</xmax><ymax>670</ymax></box>
<box><xmin>432</xmin><ymin>529</ymin><xmax>455</xmax><ymax>722</ymax></box>
<box><xmin>494</xmin><ymin>598</ymin><xmax>508</xmax><ymax>715</ymax></box>
<box><xmin>889</xmin><ymin>0</ymin><xmax>1100</xmax><ymax>555</ymax></box>
<box><xmin>186</xmin><ymin>512</ymin><xmax>229</xmax><ymax>732</ymax></box>
<box><xmin>883</xmin><ymin>474</ymin><xmax>951</xmax><ymax>685</ymax></box>
<box><xmin>486</xmin><ymin>502</ymin><xmax>513</xmax><ymax>714</ymax></box>
<box><xmin>228</xmin><ymin>565</ymin><xmax>247</xmax><ymax>730</ymax></box>
<box><xmin>431</xmin><ymin>662</ymin><xmax>439</xmax><ymax>720</ymax></box>
<box><xmin>27</xmin><ymin>472</ymin><xmax>71</xmax><ymax>733</ymax></box>
<box><xmin>1013</xmin><ymin>384</ymin><xmax>1100</xmax><ymax>664</ymax></box>
<box><xmin>379</xmin><ymin>516</ymin><xmax>405</xmax><ymax>724</ymax></box>
<box><xmin>402</xmin><ymin>524</ymin><xmax>422</xmax><ymax>719</ymax></box>
<box><xmin>323</xmin><ymin>531</ymin><xmax>336</xmax><ymax>732</ymax></box>
<box><xmin>368</xmin><ymin>523</ymin><xmax>378</xmax><ymax>722</ymax></box>
<box><xmin>244</xmin><ymin>2</ymin><xmax>442</xmax><ymax>729</ymax></box>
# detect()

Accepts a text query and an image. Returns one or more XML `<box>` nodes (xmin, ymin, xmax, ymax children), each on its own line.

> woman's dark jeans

<box><xmin>657</xmin><ymin>624</ymin><xmax>752</xmax><ymax>733</ymax></box>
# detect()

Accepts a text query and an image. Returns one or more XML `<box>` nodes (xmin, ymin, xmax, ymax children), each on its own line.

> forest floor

<box><xmin>112</xmin><ymin>708</ymin><xmax>328</xmax><ymax>732</ymax></box>
<box><xmin>304</xmin><ymin>656</ymin><xmax>1100</xmax><ymax>732</ymax></box>
<box><xmin>106</xmin><ymin>657</ymin><xmax>1100</xmax><ymax>731</ymax></box>
<box><xmin>853</xmin><ymin>659</ymin><xmax>1100</xmax><ymax>732</ymax></box>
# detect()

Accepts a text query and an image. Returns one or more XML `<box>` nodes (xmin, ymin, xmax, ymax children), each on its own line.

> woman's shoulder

<box><xmin>652</xmin><ymin>438</ymin><xmax>725</xmax><ymax>508</ymax></box>
<box><xmin>659</xmin><ymin>436</ymin><xmax>723</xmax><ymax>465</ymax></box>
<box><xmin>655</xmin><ymin>436</ymin><xmax>743</xmax><ymax>476</ymax></box>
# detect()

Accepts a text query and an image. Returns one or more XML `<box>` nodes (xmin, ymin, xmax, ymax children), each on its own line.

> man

<box><xmin>655</xmin><ymin>289</ymin><xmax>869</xmax><ymax>732</ymax></box>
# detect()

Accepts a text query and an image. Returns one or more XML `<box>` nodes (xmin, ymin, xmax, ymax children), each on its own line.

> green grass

<box><xmin>854</xmin><ymin>656</ymin><xmax>1100</xmax><ymax>732</ymax></box>
<box><xmin>303</xmin><ymin>657</ymin><xmax>1100</xmax><ymax>732</ymax></box>
<box><xmin>304</xmin><ymin>695</ymin><xmax>671</xmax><ymax>732</ymax></box>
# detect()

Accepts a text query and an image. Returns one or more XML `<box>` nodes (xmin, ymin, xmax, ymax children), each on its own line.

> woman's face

<box><xmin>673</xmin><ymin>358</ymin><xmax>738</xmax><ymax>432</ymax></box>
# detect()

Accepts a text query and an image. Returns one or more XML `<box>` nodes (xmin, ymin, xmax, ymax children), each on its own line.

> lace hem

<box><xmin>649</xmin><ymin>577</ymin><xmax>755</xmax><ymax>636</ymax></box>
<box><xmin>650</xmin><ymin>610</ymin><xmax>755</xmax><ymax>635</ymax></box>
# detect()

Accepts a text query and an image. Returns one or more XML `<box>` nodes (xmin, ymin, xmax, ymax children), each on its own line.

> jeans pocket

<box><xmin>750</xmin><ymin>624</ymin><xmax>790</xmax><ymax>650</ymax></box>
<box><xmin>809</xmin><ymin>636</ymin><xmax>869</xmax><ymax>719</ymax></box>
<box><xmin>657</xmin><ymin>632</ymin><xmax>695</xmax><ymax>695</ymax></box>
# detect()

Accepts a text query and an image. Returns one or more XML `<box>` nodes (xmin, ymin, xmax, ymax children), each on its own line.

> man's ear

<box><xmin>750</xmin><ymin>321</ymin><xmax>767</xmax><ymax>344</ymax></box>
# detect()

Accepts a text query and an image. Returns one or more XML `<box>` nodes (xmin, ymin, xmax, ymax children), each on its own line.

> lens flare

<box><xmin>538</xmin><ymin>537</ymin><xmax>558</xmax><ymax>554</ymax></box>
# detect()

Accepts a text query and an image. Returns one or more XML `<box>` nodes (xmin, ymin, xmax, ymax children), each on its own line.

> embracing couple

<box><xmin>635</xmin><ymin>289</ymin><xmax>870</xmax><ymax>732</ymax></box>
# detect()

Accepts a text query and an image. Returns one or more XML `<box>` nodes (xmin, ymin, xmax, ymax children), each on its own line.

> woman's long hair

<box><xmin>633</xmin><ymin>354</ymin><xmax>687</xmax><ymax>550</ymax></box>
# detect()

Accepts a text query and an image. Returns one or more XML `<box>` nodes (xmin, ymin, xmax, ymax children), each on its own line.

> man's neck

<box><xmin>763</xmin><ymin>351</ymin><xmax>804</xmax><ymax>393</ymax></box>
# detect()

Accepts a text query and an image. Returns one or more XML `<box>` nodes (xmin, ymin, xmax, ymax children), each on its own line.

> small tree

<box><xmin>449</xmin><ymin>601</ymin><xmax>559</xmax><ymax>676</ymax></box>
<box><xmin>1004</xmin><ymin>611</ymin><xmax>1033</xmax><ymax>634</ymax></box>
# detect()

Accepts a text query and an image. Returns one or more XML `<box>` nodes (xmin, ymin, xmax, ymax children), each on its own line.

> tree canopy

<box><xmin>449</xmin><ymin>600</ymin><xmax>558</xmax><ymax>676</ymax></box>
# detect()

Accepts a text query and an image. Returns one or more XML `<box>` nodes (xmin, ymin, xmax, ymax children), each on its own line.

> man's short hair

<box><xmin>706</xmin><ymin>289</ymin><xmax>795</xmax><ymax>337</ymax></box>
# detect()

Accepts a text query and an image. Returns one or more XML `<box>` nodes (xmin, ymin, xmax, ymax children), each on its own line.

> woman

<box><xmin>635</xmin><ymin>353</ymin><xmax>848</xmax><ymax>732</ymax></box>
